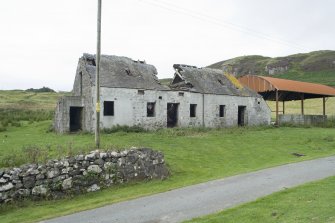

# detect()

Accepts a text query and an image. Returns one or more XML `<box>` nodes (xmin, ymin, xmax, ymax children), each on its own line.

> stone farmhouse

<box><xmin>54</xmin><ymin>54</ymin><xmax>271</xmax><ymax>133</ymax></box>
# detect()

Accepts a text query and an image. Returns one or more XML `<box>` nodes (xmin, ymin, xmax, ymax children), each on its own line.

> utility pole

<box><xmin>95</xmin><ymin>0</ymin><xmax>102</xmax><ymax>148</ymax></box>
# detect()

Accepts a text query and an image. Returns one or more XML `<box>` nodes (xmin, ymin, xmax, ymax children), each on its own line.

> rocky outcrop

<box><xmin>0</xmin><ymin>148</ymin><xmax>169</xmax><ymax>204</ymax></box>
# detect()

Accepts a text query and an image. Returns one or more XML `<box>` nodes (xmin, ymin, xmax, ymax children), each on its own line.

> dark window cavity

<box><xmin>190</xmin><ymin>104</ymin><xmax>197</xmax><ymax>117</ymax></box>
<box><xmin>138</xmin><ymin>90</ymin><xmax>145</xmax><ymax>95</ymax></box>
<box><xmin>147</xmin><ymin>102</ymin><xmax>155</xmax><ymax>117</ymax></box>
<box><xmin>79</xmin><ymin>72</ymin><xmax>83</xmax><ymax>96</ymax></box>
<box><xmin>86</xmin><ymin>58</ymin><xmax>96</xmax><ymax>66</ymax></box>
<box><xmin>158</xmin><ymin>96</ymin><xmax>162</xmax><ymax>99</ymax></box>
<box><xmin>104</xmin><ymin>101</ymin><xmax>114</xmax><ymax>116</ymax></box>
<box><xmin>219</xmin><ymin>105</ymin><xmax>225</xmax><ymax>117</ymax></box>
<box><xmin>178</xmin><ymin>92</ymin><xmax>184</xmax><ymax>96</ymax></box>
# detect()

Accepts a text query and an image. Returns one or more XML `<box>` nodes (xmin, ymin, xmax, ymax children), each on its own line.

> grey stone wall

<box><xmin>53</xmin><ymin>96</ymin><xmax>84</xmax><ymax>133</ymax></box>
<box><xmin>72</xmin><ymin>61</ymin><xmax>95</xmax><ymax>132</ymax></box>
<box><xmin>0</xmin><ymin>148</ymin><xmax>168</xmax><ymax>204</ymax></box>
<box><xmin>279</xmin><ymin>114</ymin><xmax>327</xmax><ymax>125</ymax></box>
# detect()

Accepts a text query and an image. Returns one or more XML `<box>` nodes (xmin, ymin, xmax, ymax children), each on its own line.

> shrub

<box><xmin>0</xmin><ymin>109</ymin><xmax>53</xmax><ymax>130</ymax></box>
<box><xmin>25</xmin><ymin>86</ymin><xmax>55</xmax><ymax>93</ymax></box>
<box><xmin>102</xmin><ymin>125</ymin><xmax>147</xmax><ymax>134</ymax></box>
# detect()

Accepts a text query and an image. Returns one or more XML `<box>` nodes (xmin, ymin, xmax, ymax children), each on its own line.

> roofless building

<box><xmin>54</xmin><ymin>54</ymin><xmax>271</xmax><ymax>133</ymax></box>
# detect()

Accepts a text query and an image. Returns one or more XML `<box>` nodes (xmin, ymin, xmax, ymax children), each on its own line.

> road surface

<box><xmin>43</xmin><ymin>155</ymin><xmax>335</xmax><ymax>223</ymax></box>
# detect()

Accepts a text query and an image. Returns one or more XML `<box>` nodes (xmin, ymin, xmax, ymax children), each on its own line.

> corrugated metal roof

<box><xmin>239</xmin><ymin>75</ymin><xmax>335</xmax><ymax>100</ymax></box>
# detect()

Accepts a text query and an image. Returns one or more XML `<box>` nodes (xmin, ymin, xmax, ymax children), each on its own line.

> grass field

<box><xmin>186</xmin><ymin>176</ymin><xmax>335</xmax><ymax>223</ymax></box>
<box><xmin>1</xmin><ymin>121</ymin><xmax>335</xmax><ymax>222</ymax></box>
<box><xmin>267</xmin><ymin>97</ymin><xmax>335</xmax><ymax>118</ymax></box>
<box><xmin>0</xmin><ymin>90</ymin><xmax>67</xmax><ymax>110</ymax></box>
<box><xmin>1</xmin><ymin>90</ymin><xmax>335</xmax><ymax>222</ymax></box>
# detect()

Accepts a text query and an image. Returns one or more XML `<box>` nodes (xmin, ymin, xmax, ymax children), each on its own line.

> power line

<box><xmin>140</xmin><ymin>0</ymin><xmax>308</xmax><ymax>51</ymax></box>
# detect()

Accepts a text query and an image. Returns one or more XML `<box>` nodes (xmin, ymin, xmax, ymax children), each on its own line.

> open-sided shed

<box><xmin>238</xmin><ymin>75</ymin><xmax>335</xmax><ymax>124</ymax></box>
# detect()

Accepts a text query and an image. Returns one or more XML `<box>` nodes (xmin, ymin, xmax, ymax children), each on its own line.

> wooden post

<box><xmin>323</xmin><ymin>96</ymin><xmax>326</xmax><ymax>116</ymax></box>
<box><xmin>282</xmin><ymin>101</ymin><xmax>285</xmax><ymax>114</ymax></box>
<box><xmin>276</xmin><ymin>90</ymin><xmax>279</xmax><ymax>125</ymax></box>
<box><xmin>95</xmin><ymin>0</ymin><xmax>102</xmax><ymax>148</ymax></box>
<box><xmin>301</xmin><ymin>93</ymin><xmax>304</xmax><ymax>115</ymax></box>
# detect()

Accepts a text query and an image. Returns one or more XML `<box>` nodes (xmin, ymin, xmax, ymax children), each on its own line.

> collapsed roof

<box><xmin>80</xmin><ymin>54</ymin><xmax>261</xmax><ymax>97</ymax></box>
<box><xmin>81</xmin><ymin>53</ymin><xmax>169</xmax><ymax>90</ymax></box>
<box><xmin>170</xmin><ymin>64</ymin><xmax>260</xmax><ymax>97</ymax></box>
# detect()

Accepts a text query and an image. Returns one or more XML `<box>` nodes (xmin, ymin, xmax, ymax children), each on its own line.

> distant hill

<box><xmin>159</xmin><ymin>78</ymin><xmax>172</xmax><ymax>86</ymax></box>
<box><xmin>208</xmin><ymin>50</ymin><xmax>335</xmax><ymax>86</ymax></box>
<box><xmin>0</xmin><ymin>90</ymin><xmax>69</xmax><ymax>110</ymax></box>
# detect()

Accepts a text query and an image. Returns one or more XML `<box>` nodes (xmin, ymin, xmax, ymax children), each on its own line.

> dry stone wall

<box><xmin>0</xmin><ymin>148</ymin><xmax>168</xmax><ymax>204</ymax></box>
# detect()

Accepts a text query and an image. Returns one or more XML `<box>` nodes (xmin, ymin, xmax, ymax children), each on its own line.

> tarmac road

<box><xmin>42</xmin><ymin>156</ymin><xmax>335</xmax><ymax>223</ymax></box>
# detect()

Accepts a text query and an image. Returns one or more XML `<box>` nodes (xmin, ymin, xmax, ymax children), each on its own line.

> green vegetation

<box><xmin>0</xmin><ymin>90</ymin><xmax>68</xmax><ymax>110</ymax></box>
<box><xmin>25</xmin><ymin>86</ymin><xmax>55</xmax><ymax>93</ymax></box>
<box><xmin>267</xmin><ymin>97</ymin><xmax>335</xmax><ymax>117</ymax></box>
<box><xmin>276</xmin><ymin>70</ymin><xmax>335</xmax><ymax>86</ymax></box>
<box><xmin>1</xmin><ymin>90</ymin><xmax>335</xmax><ymax>222</ymax></box>
<box><xmin>159</xmin><ymin>78</ymin><xmax>173</xmax><ymax>86</ymax></box>
<box><xmin>208</xmin><ymin>50</ymin><xmax>335</xmax><ymax>86</ymax></box>
<box><xmin>1</xmin><ymin>121</ymin><xmax>335</xmax><ymax>222</ymax></box>
<box><xmin>0</xmin><ymin>90</ymin><xmax>67</xmax><ymax>132</ymax></box>
<box><xmin>186</xmin><ymin>176</ymin><xmax>335</xmax><ymax>223</ymax></box>
<box><xmin>0</xmin><ymin>109</ymin><xmax>53</xmax><ymax>132</ymax></box>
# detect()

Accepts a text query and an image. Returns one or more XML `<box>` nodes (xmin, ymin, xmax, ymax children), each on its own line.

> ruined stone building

<box><xmin>54</xmin><ymin>54</ymin><xmax>271</xmax><ymax>133</ymax></box>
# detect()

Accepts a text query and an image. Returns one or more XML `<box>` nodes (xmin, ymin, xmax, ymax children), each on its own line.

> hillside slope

<box><xmin>0</xmin><ymin>90</ymin><xmax>68</xmax><ymax>110</ymax></box>
<box><xmin>208</xmin><ymin>50</ymin><xmax>335</xmax><ymax>86</ymax></box>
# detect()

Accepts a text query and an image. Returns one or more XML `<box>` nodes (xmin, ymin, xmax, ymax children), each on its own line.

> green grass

<box><xmin>267</xmin><ymin>97</ymin><xmax>335</xmax><ymax>117</ymax></box>
<box><xmin>0</xmin><ymin>90</ymin><xmax>67</xmax><ymax>132</ymax></box>
<box><xmin>276</xmin><ymin>70</ymin><xmax>335</xmax><ymax>86</ymax></box>
<box><xmin>159</xmin><ymin>78</ymin><xmax>172</xmax><ymax>86</ymax></box>
<box><xmin>0</xmin><ymin>90</ymin><xmax>68</xmax><ymax>110</ymax></box>
<box><xmin>208</xmin><ymin>50</ymin><xmax>335</xmax><ymax>86</ymax></box>
<box><xmin>1</xmin><ymin>122</ymin><xmax>335</xmax><ymax>222</ymax></box>
<box><xmin>186</xmin><ymin>176</ymin><xmax>335</xmax><ymax>223</ymax></box>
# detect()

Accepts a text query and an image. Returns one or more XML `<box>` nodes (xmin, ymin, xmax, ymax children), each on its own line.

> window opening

<box><xmin>219</xmin><ymin>105</ymin><xmax>225</xmax><ymax>117</ymax></box>
<box><xmin>190</xmin><ymin>104</ymin><xmax>197</xmax><ymax>117</ymax></box>
<box><xmin>104</xmin><ymin>101</ymin><xmax>114</xmax><ymax>116</ymax></box>
<box><xmin>147</xmin><ymin>102</ymin><xmax>155</xmax><ymax>117</ymax></box>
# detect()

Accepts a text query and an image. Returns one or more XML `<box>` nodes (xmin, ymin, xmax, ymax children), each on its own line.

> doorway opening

<box><xmin>167</xmin><ymin>103</ymin><xmax>179</xmax><ymax>128</ymax></box>
<box><xmin>70</xmin><ymin>107</ymin><xmax>83</xmax><ymax>132</ymax></box>
<box><xmin>238</xmin><ymin>106</ymin><xmax>246</xmax><ymax>126</ymax></box>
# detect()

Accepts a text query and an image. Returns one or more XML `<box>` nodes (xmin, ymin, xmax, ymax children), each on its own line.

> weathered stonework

<box><xmin>0</xmin><ymin>148</ymin><xmax>169</xmax><ymax>204</ymax></box>
<box><xmin>54</xmin><ymin>54</ymin><xmax>271</xmax><ymax>133</ymax></box>
<box><xmin>279</xmin><ymin>114</ymin><xmax>327</xmax><ymax>125</ymax></box>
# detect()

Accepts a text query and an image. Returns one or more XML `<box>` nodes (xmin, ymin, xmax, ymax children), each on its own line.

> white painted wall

<box><xmin>93</xmin><ymin>87</ymin><xmax>270</xmax><ymax>130</ymax></box>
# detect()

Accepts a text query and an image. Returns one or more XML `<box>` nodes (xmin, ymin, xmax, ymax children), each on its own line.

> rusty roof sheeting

<box><xmin>239</xmin><ymin>75</ymin><xmax>335</xmax><ymax>100</ymax></box>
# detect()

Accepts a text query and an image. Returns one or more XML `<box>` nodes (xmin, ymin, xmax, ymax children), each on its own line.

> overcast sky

<box><xmin>0</xmin><ymin>0</ymin><xmax>334</xmax><ymax>91</ymax></box>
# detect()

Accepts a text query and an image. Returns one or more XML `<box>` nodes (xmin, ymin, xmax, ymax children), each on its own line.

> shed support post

<box><xmin>282</xmin><ymin>101</ymin><xmax>285</xmax><ymax>114</ymax></box>
<box><xmin>301</xmin><ymin>93</ymin><xmax>304</xmax><ymax>115</ymax></box>
<box><xmin>323</xmin><ymin>96</ymin><xmax>326</xmax><ymax>116</ymax></box>
<box><xmin>276</xmin><ymin>90</ymin><xmax>279</xmax><ymax>125</ymax></box>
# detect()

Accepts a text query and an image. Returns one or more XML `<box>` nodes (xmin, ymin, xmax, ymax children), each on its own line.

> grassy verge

<box><xmin>186</xmin><ymin>176</ymin><xmax>335</xmax><ymax>223</ymax></box>
<box><xmin>1</xmin><ymin>122</ymin><xmax>335</xmax><ymax>222</ymax></box>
